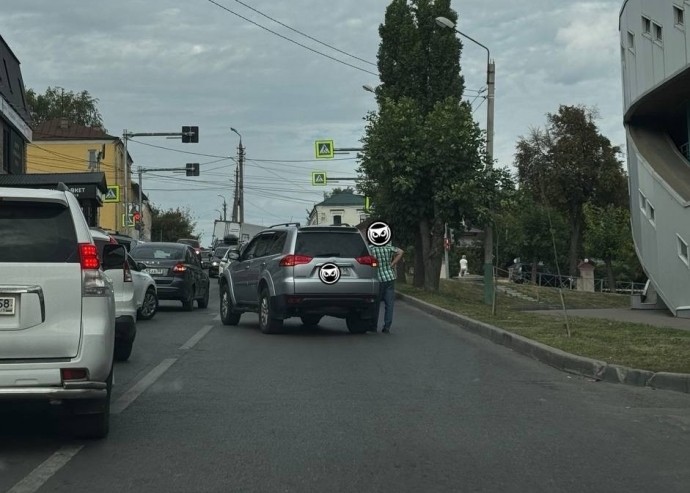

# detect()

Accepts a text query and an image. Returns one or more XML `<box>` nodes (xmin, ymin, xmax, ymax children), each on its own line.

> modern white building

<box><xmin>620</xmin><ymin>0</ymin><xmax>690</xmax><ymax>317</ymax></box>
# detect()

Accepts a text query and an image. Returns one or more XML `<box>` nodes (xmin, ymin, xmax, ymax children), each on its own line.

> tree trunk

<box><xmin>420</xmin><ymin>217</ymin><xmax>444</xmax><ymax>291</ymax></box>
<box><xmin>531</xmin><ymin>257</ymin><xmax>538</xmax><ymax>286</ymax></box>
<box><xmin>396</xmin><ymin>258</ymin><xmax>407</xmax><ymax>284</ymax></box>
<box><xmin>568</xmin><ymin>214</ymin><xmax>582</xmax><ymax>276</ymax></box>
<box><xmin>413</xmin><ymin>231</ymin><xmax>425</xmax><ymax>288</ymax></box>
<box><xmin>605</xmin><ymin>258</ymin><xmax>616</xmax><ymax>294</ymax></box>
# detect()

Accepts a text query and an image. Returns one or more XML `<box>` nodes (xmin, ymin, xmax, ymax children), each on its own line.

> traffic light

<box><xmin>181</xmin><ymin>126</ymin><xmax>199</xmax><ymax>143</ymax></box>
<box><xmin>133</xmin><ymin>211</ymin><xmax>141</xmax><ymax>222</ymax></box>
<box><xmin>186</xmin><ymin>163</ymin><xmax>200</xmax><ymax>176</ymax></box>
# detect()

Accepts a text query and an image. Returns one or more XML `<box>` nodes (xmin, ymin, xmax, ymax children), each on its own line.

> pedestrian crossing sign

<box><xmin>315</xmin><ymin>140</ymin><xmax>334</xmax><ymax>159</ymax></box>
<box><xmin>104</xmin><ymin>185</ymin><xmax>120</xmax><ymax>203</ymax></box>
<box><xmin>311</xmin><ymin>171</ymin><xmax>327</xmax><ymax>186</ymax></box>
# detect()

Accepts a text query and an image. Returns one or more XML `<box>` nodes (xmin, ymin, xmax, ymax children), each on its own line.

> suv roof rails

<box><xmin>269</xmin><ymin>222</ymin><xmax>301</xmax><ymax>228</ymax></box>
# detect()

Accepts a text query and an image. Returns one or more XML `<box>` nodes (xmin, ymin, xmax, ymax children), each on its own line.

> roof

<box><xmin>0</xmin><ymin>172</ymin><xmax>108</xmax><ymax>193</ymax></box>
<box><xmin>0</xmin><ymin>35</ymin><xmax>31</xmax><ymax>127</ymax></box>
<box><xmin>32</xmin><ymin>119</ymin><xmax>118</xmax><ymax>140</ymax></box>
<box><xmin>314</xmin><ymin>190</ymin><xmax>365</xmax><ymax>207</ymax></box>
<box><xmin>131</xmin><ymin>182</ymin><xmax>149</xmax><ymax>202</ymax></box>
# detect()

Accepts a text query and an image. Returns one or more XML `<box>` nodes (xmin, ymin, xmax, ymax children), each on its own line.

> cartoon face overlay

<box><xmin>367</xmin><ymin>221</ymin><xmax>392</xmax><ymax>246</ymax></box>
<box><xmin>319</xmin><ymin>263</ymin><xmax>341</xmax><ymax>285</ymax></box>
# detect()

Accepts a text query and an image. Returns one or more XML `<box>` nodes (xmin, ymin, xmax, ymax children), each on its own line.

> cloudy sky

<box><xmin>1</xmin><ymin>0</ymin><xmax>625</xmax><ymax>243</ymax></box>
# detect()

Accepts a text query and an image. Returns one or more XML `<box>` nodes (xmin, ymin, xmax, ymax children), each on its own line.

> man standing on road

<box><xmin>369</xmin><ymin>237</ymin><xmax>404</xmax><ymax>334</ymax></box>
<box><xmin>459</xmin><ymin>255</ymin><xmax>468</xmax><ymax>277</ymax></box>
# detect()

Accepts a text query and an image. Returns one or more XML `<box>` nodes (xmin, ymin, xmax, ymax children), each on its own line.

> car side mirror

<box><xmin>102</xmin><ymin>244</ymin><xmax>126</xmax><ymax>271</ymax></box>
<box><xmin>137</xmin><ymin>262</ymin><xmax>147</xmax><ymax>271</ymax></box>
<box><xmin>228</xmin><ymin>252</ymin><xmax>239</xmax><ymax>260</ymax></box>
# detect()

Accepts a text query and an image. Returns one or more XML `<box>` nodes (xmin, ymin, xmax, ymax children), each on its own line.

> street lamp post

<box><xmin>217</xmin><ymin>195</ymin><xmax>227</xmax><ymax>221</ymax></box>
<box><xmin>436</xmin><ymin>16</ymin><xmax>496</xmax><ymax>305</ymax></box>
<box><xmin>230</xmin><ymin>128</ymin><xmax>245</xmax><ymax>223</ymax></box>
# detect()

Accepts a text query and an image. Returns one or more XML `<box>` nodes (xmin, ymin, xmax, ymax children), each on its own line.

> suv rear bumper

<box><xmin>0</xmin><ymin>382</ymin><xmax>108</xmax><ymax>400</ymax></box>
<box><xmin>272</xmin><ymin>294</ymin><xmax>378</xmax><ymax>319</ymax></box>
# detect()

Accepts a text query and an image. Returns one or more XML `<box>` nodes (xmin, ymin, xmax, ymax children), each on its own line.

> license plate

<box><xmin>147</xmin><ymin>268</ymin><xmax>167</xmax><ymax>276</ymax></box>
<box><xmin>0</xmin><ymin>297</ymin><xmax>15</xmax><ymax>315</ymax></box>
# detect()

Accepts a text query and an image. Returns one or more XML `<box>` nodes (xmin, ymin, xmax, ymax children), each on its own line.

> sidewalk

<box><xmin>527</xmin><ymin>308</ymin><xmax>690</xmax><ymax>332</ymax></box>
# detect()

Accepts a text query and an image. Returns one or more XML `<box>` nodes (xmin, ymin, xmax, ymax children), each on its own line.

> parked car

<box><xmin>0</xmin><ymin>185</ymin><xmax>119</xmax><ymax>439</ymax></box>
<box><xmin>90</xmin><ymin>229</ymin><xmax>138</xmax><ymax>361</ymax></box>
<box><xmin>130</xmin><ymin>242</ymin><xmax>210</xmax><ymax>311</ymax></box>
<box><xmin>218</xmin><ymin>224</ymin><xmax>380</xmax><ymax>334</ymax></box>
<box><xmin>208</xmin><ymin>245</ymin><xmax>231</xmax><ymax>277</ymax></box>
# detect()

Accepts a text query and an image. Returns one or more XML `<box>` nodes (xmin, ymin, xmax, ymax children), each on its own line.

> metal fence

<box><xmin>502</xmin><ymin>267</ymin><xmax>646</xmax><ymax>295</ymax></box>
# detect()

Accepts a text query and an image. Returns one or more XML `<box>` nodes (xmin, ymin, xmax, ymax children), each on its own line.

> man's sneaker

<box><xmin>382</xmin><ymin>327</ymin><xmax>390</xmax><ymax>333</ymax></box>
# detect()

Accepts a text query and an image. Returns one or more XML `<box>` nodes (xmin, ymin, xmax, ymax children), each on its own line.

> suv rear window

<box><xmin>131</xmin><ymin>245</ymin><xmax>185</xmax><ymax>260</ymax></box>
<box><xmin>294</xmin><ymin>231</ymin><xmax>368</xmax><ymax>258</ymax></box>
<box><xmin>0</xmin><ymin>201</ymin><xmax>78</xmax><ymax>262</ymax></box>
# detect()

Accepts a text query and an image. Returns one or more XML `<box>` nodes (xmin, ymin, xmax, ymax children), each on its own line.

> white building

<box><xmin>620</xmin><ymin>0</ymin><xmax>690</xmax><ymax>317</ymax></box>
<box><xmin>307</xmin><ymin>190</ymin><xmax>367</xmax><ymax>226</ymax></box>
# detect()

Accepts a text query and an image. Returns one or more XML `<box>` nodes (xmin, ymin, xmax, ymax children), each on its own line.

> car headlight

<box><xmin>212</xmin><ymin>261</ymin><xmax>219</xmax><ymax>266</ymax></box>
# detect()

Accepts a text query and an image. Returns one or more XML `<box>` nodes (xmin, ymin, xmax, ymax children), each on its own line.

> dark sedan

<box><xmin>208</xmin><ymin>246</ymin><xmax>231</xmax><ymax>277</ymax></box>
<box><xmin>130</xmin><ymin>242</ymin><xmax>210</xmax><ymax>311</ymax></box>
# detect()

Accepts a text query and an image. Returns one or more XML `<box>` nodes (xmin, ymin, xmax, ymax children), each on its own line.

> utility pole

<box><xmin>231</xmin><ymin>127</ymin><xmax>244</xmax><ymax>223</ymax></box>
<box><xmin>231</xmin><ymin>165</ymin><xmax>239</xmax><ymax>222</ymax></box>
<box><xmin>122</xmin><ymin>130</ymin><xmax>129</xmax><ymax>235</ymax></box>
<box><xmin>217</xmin><ymin>195</ymin><xmax>227</xmax><ymax>221</ymax></box>
<box><xmin>483</xmin><ymin>60</ymin><xmax>496</xmax><ymax>305</ymax></box>
<box><xmin>444</xmin><ymin>223</ymin><xmax>450</xmax><ymax>279</ymax></box>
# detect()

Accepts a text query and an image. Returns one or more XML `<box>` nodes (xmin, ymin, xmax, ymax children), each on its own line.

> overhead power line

<box><xmin>204</xmin><ymin>0</ymin><xmax>379</xmax><ymax>77</ymax></box>
<box><xmin>231</xmin><ymin>0</ymin><xmax>377</xmax><ymax>67</ymax></box>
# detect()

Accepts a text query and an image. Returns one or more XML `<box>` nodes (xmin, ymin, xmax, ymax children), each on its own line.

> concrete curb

<box><xmin>397</xmin><ymin>292</ymin><xmax>690</xmax><ymax>394</ymax></box>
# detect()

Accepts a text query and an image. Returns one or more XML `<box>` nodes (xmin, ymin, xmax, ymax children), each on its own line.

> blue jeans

<box><xmin>378</xmin><ymin>281</ymin><xmax>395</xmax><ymax>329</ymax></box>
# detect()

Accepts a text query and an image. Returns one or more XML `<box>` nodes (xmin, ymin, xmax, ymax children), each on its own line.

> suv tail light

<box><xmin>79</xmin><ymin>243</ymin><xmax>100</xmax><ymax>270</ymax></box>
<box><xmin>123</xmin><ymin>260</ymin><xmax>133</xmax><ymax>282</ymax></box>
<box><xmin>280</xmin><ymin>255</ymin><xmax>313</xmax><ymax>267</ymax></box>
<box><xmin>172</xmin><ymin>263</ymin><xmax>187</xmax><ymax>274</ymax></box>
<box><xmin>80</xmin><ymin>243</ymin><xmax>111</xmax><ymax>297</ymax></box>
<box><xmin>61</xmin><ymin>368</ymin><xmax>88</xmax><ymax>381</ymax></box>
<box><xmin>356</xmin><ymin>255</ymin><xmax>379</xmax><ymax>267</ymax></box>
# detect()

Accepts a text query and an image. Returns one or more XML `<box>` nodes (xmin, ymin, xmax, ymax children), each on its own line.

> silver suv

<box><xmin>0</xmin><ymin>185</ymin><xmax>123</xmax><ymax>439</ymax></box>
<box><xmin>219</xmin><ymin>224</ymin><xmax>379</xmax><ymax>333</ymax></box>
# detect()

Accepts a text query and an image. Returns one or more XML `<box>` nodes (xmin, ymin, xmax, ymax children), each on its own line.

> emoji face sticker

<box><xmin>319</xmin><ymin>263</ymin><xmax>341</xmax><ymax>285</ymax></box>
<box><xmin>367</xmin><ymin>221</ymin><xmax>392</xmax><ymax>246</ymax></box>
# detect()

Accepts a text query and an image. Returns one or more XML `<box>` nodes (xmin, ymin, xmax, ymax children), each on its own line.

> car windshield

<box><xmin>213</xmin><ymin>247</ymin><xmax>229</xmax><ymax>258</ymax></box>
<box><xmin>130</xmin><ymin>245</ymin><xmax>185</xmax><ymax>260</ymax></box>
<box><xmin>177</xmin><ymin>239</ymin><xmax>199</xmax><ymax>248</ymax></box>
<box><xmin>294</xmin><ymin>232</ymin><xmax>368</xmax><ymax>258</ymax></box>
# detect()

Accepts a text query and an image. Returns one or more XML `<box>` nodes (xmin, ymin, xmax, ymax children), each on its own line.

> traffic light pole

<box><xmin>121</xmin><ymin>126</ymin><xmax>198</xmax><ymax>235</ymax></box>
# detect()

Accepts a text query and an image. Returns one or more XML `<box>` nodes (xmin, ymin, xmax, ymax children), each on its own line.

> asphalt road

<box><xmin>2</xmin><ymin>281</ymin><xmax>690</xmax><ymax>493</ymax></box>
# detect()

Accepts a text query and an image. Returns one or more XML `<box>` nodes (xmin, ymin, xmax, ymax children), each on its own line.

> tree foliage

<box><xmin>583</xmin><ymin>203</ymin><xmax>635</xmax><ymax>290</ymax></box>
<box><xmin>359</xmin><ymin>0</ymin><xmax>507</xmax><ymax>291</ymax></box>
<box><xmin>149</xmin><ymin>205</ymin><xmax>197</xmax><ymax>242</ymax></box>
<box><xmin>323</xmin><ymin>187</ymin><xmax>356</xmax><ymax>200</ymax></box>
<box><xmin>26</xmin><ymin>86</ymin><xmax>104</xmax><ymax>128</ymax></box>
<box><xmin>514</xmin><ymin>105</ymin><xmax>628</xmax><ymax>275</ymax></box>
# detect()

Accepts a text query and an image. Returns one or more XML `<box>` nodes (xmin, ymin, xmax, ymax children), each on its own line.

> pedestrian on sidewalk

<box><xmin>369</xmin><ymin>241</ymin><xmax>404</xmax><ymax>334</ymax></box>
<box><xmin>459</xmin><ymin>255</ymin><xmax>469</xmax><ymax>277</ymax></box>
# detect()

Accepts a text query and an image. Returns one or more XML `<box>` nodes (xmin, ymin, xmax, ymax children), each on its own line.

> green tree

<box><xmin>149</xmin><ymin>205</ymin><xmax>197</xmax><ymax>242</ymax></box>
<box><xmin>359</xmin><ymin>0</ymin><xmax>507</xmax><ymax>291</ymax></box>
<box><xmin>323</xmin><ymin>187</ymin><xmax>355</xmax><ymax>200</ymax></box>
<box><xmin>515</xmin><ymin>105</ymin><xmax>627</xmax><ymax>275</ymax></box>
<box><xmin>583</xmin><ymin>203</ymin><xmax>634</xmax><ymax>291</ymax></box>
<box><xmin>26</xmin><ymin>86</ymin><xmax>104</xmax><ymax>128</ymax></box>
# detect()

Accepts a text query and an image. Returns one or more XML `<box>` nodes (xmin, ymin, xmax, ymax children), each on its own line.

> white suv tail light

<box><xmin>80</xmin><ymin>243</ymin><xmax>111</xmax><ymax>297</ymax></box>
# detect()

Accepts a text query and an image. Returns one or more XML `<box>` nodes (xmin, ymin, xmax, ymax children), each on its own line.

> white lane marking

<box><xmin>7</xmin><ymin>445</ymin><xmax>83</xmax><ymax>493</ymax></box>
<box><xmin>179</xmin><ymin>324</ymin><xmax>213</xmax><ymax>350</ymax></box>
<box><xmin>111</xmin><ymin>358</ymin><xmax>177</xmax><ymax>415</ymax></box>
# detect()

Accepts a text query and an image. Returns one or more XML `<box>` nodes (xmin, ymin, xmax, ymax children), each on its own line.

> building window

<box><xmin>648</xmin><ymin>203</ymin><xmax>656</xmax><ymax>223</ymax></box>
<box><xmin>642</xmin><ymin>16</ymin><xmax>651</xmax><ymax>34</ymax></box>
<box><xmin>87</xmin><ymin>149</ymin><xmax>98</xmax><ymax>171</ymax></box>
<box><xmin>332</xmin><ymin>215</ymin><xmax>342</xmax><ymax>225</ymax></box>
<box><xmin>674</xmin><ymin>6</ymin><xmax>684</xmax><ymax>26</ymax></box>
<box><xmin>678</xmin><ymin>235</ymin><xmax>689</xmax><ymax>265</ymax></box>
<box><xmin>654</xmin><ymin>22</ymin><xmax>663</xmax><ymax>41</ymax></box>
<box><xmin>639</xmin><ymin>191</ymin><xmax>647</xmax><ymax>214</ymax></box>
<box><xmin>627</xmin><ymin>31</ymin><xmax>635</xmax><ymax>50</ymax></box>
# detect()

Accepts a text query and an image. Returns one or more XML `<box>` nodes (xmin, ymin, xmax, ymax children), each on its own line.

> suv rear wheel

<box><xmin>346</xmin><ymin>313</ymin><xmax>369</xmax><ymax>334</ymax></box>
<box><xmin>182</xmin><ymin>288</ymin><xmax>195</xmax><ymax>311</ymax></box>
<box><xmin>220</xmin><ymin>284</ymin><xmax>241</xmax><ymax>326</ymax></box>
<box><xmin>259</xmin><ymin>288</ymin><xmax>283</xmax><ymax>334</ymax></box>
<box><xmin>68</xmin><ymin>367</ymin><xmax>112</xmax><ymax>439</ymax></box>
<box><xmin>197</xmin><ymin>283</ymin><xmax>209</xmax><ymax>308</ymax></box>
<box><xmin>137</xmin><ymin>287</ymin><xmax>158</xmax><ymax>320</ymax></box>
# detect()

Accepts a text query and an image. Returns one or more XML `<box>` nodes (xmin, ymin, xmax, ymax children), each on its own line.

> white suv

<box><xmin>0</xmin><ymin>185</ymin><xmax>121</xmax><ymax>438</ymax></box>
<box><xmin>90</xmin><ymin>229</ymin><xmax>139</xmax><ymax>361</ymax></box>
